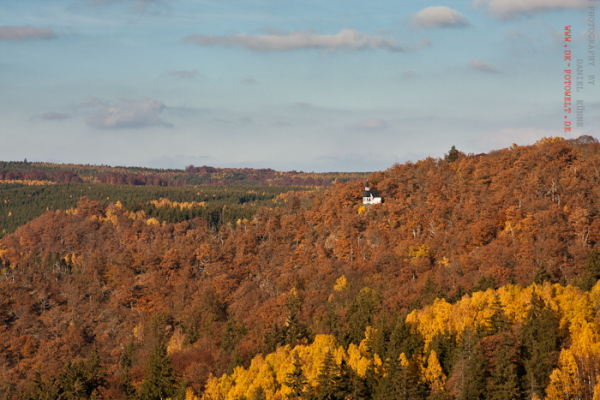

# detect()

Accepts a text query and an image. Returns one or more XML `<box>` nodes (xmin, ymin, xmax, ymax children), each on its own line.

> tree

<box><xmin>23</xmin><ymin>372</ymin><xmax>61</xmax><ymax>400</ymax></box>
<box><xmin>283</xmin><ymin>291</ymin><xmax>309</xmax><ymax>346</ymax></box>
<box><xmin>521</xmin><ymin>291</ymin><xmax>560</xmax><ymax>399</ymax></box>
<box><xmin>374</xmin><ymin>354</ymin><xmax>427</xmax><ymax>400</ymax></box>
<box><xmin>487</xmin><ymin>334</ymin><xmax>522</xmax><ymax>400</ymax></box>
<box><xmin>137</xmin><ymin>338</ymin><xmax>177</xmax><ymax>400</ymax></box>
<box><xmin>580</xmin><ymin>249</ymin><xmax>600</xmax><ymax>291</ymax></box>
<box><xmin>345</xmin><ymin>288</ymin><xmax>381</xmax><ymax>346</ymax></box>
<box><xmin>459</xmin><ymin>344</ymin><xmax>487</xmax><ymax>400</ymax></box>
<box><xmin>284</xmin><ymin>355</ymin><xmax>308</xmax><ymax>400</ymax></box>
<box><xmin>445</xmin><ymin>146</ymin><xmax>460</xmax><ymax>163</ymax></box>
<box><xmin>120</xmin><ymin>342</ymin><xmax>136</xmax><ymax>398</ymax></box>
<box><xmin>545</xmin><ymin>349</ymin><xmax>581</xmax><ymax>400</ymax></box>
<box><xmin>424</xmin><ymin>351</ymin><xmax>447</xmax><ymax>398</ymax></box>
<box><xmin>316</xmin><ymin>350</ymin><xmax>337</xmax><ymax>400</ymax></box>
<box><xmin>24</xmin><ymin>349</ymin><xmax>106</xmax><ymax>400</ymax></box>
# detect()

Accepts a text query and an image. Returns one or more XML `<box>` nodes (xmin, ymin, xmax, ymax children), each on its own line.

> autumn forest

<box><xmin>2</xmin><ymin>136</ymin><xmax>600</xmax><ymax>400</ymax></box>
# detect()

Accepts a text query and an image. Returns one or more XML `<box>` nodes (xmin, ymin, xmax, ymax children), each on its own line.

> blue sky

<box><xmin>1</xmin><ymin>0</ymin><xmax>598</xmax><ymax>172</ymax></box>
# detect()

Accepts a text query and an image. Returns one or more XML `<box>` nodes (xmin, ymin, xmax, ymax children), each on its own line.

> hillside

<box><xmin>1</xmin><ymin>136</ymin><xmax>600</xmax><ymax>399</ymax></box>
<box><xmin>0</xmin><ymin>161</ymin><xmax>367</xmax><ymax>187</ymax></box>
<box><xmin>0</xmin><ymin>163</ymin><xmax>367</xmax><ymax>237</ymax></box>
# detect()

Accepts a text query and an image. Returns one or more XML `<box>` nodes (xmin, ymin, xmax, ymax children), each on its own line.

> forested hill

<box><xmin>0</xmin><ymin>161</ymin><xmax>367</xmax><ymax>187</ymax></box>
<box><xmin>2</xmin><ymin>136</ymin><xmax>600</xmax><ymax>399</ymax></box>
<box><xmin>0</xmin><ymin>163</ymin><xmax>367</xmax><ymax>237</ymax></box>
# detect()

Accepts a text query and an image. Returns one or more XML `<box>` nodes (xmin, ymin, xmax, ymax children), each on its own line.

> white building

<box><xmin>362</xmin><ymin>181</ymin><xmax>382</xmax><ymax>205</ymax></box>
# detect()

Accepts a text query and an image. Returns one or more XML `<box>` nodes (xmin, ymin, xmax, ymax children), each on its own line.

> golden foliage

<box><xmin>150</xmin><ymin>198</ymin><xmax>207</xmax><ymax>210</ymax></box>
<box><xmin>201</xmin><ymin>334</ymin><xmax>374</xmax><ymax>400</ymax></box>
<box><xmin>0</xmin><ymin>179</ymin><xmax>56</xmax><ymax>186</ymax></box>
<box><xmin>333</xmin><ymin>275</ymin><xmax>348</xmax><ymax>292</ymax></box>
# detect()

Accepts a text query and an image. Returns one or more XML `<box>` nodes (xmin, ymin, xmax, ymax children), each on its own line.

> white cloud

<box><xmin>412</xmin><ymin>6</ymin><xmax>471</xmax><ymax>29</ymax></box>
<box><xmin>475</xmin><ymin>0</ymin><xmax>594</xmax><ymax>18</ymax></box>
<box><xmin>86</xmin><ymin>97</ymin><xmax>173</xmax><ymax>129</ymax></box>
<box><xmin>182</xmin><ymin>29</ymin><xmax>405</xmax><ymax>52</ymax></box>
<box><xmin>468</xmin><ymin>59</ymin><xmax>499</xmax><ymax>73</ymax></box>
<box><xmin>0</xmin><ymin>26</ymin><xmax>57</xmax><ymax>41</ymax></box>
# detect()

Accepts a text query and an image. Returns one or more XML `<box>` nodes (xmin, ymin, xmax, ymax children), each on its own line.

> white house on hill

<box><xmin>363</xmin><ymin>181</ymin><xmax>382</xmax><ymax>205</ymax></box>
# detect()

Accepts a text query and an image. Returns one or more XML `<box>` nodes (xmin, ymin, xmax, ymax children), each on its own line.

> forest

<box><xmin>1</xmin><ymin>135</ymin><xmax>600</xmax><ymax>400</ymax></box>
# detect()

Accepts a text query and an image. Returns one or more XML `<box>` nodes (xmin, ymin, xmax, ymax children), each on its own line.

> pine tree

<box><xmin>284</xmin><ymin>355</ymin><xmax>308</xmax><ymax>400</ymax></box>
<box><xmin>373</xmin><ymin>359</ymin><xmax>401</xmax><ymax>400</ymax></box>
<box><xmin>59</xmin><ymin>348</ymin><xmax>106</xmax><ymax>400</ymax></box>
<box><xmin>484</xmin><ymin>295</ymin><xmax>508</xmax><ymax>336</ymax></box>
<box><xmin>23</xmin><ymin>372</ymin><xmax>61</xmax><ymax>400</ymax></box>
<box><xmin>533</xmin><ymin>263</ymin><xmax>552</xmax><ymax>285</ymax></box>
<box><xmin>374</xmin><ymin>355</ymin><xmax>427</xmax><ymax>400</ymax></box>
<box><xmin>580</xmin><ymin>249</ymin><xmax>600</xmax><ymax>290</ymax></box>
<box><xmin>137</xmin><ymin>337</ymin><xmax>177</xmax><ymax>400</ymax></box>
<box><xmin>459</xmin><ymin>345</ymin><xmax>487</xmax><ymax>400</ymax></box>
<box><xmin>521</xmin><ymin>291</ymin><xmax>560</xmax><ymax>399</ymax></box>
<box><xmin>316</xmin><ymin>350</ymin><xmax>337</xmax><ymax>400</ymax></box>
<box><xmin>488</xmin><ymin>334</ymin><xmax>521</xmax><ymax>400</ymax></box>
<box><xmin>120</xmin><ymin>342</ymin><xmax>136</xmax><ymax>399</ymax></box>
<box><xmin>283</xmin><ymin>292</ymin><xmax>309</xmax><ymax>346</ymax></box>
<box><xmin>445</xmin><ymin>146</ymin><xmax>460</xmax><ymax>163</ymax></box>
<box><xmin>331</xmin><ymin>359</ymin><xmax>352</xmax><ymax>400</ymax></box>
<box><xmin>345</xmin><ymin>288</ymin><xmax>380</xmax><ymax>346</ymax></box>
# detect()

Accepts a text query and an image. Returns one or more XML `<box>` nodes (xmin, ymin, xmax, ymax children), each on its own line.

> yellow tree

<box><xmin>424</xmin><ymin>350</ymin><xmax>447</xmax><ymax>396</ymax></box>
<box><xmin>545</xmin><ymin>349</ymin><xmax>581</xmax><ymax>400</ymax></box>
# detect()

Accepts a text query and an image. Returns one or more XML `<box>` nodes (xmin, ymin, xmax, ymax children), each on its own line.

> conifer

<box><xmin>284</xmin><ymin>355</ymin><xmax>308</xmax><ymax>400</ymax></box>
<box><xmin>137</xmin><ymin>337</ymin><xmax>177</xmax><ymax>400</ymax></box>
<box><xmin>521</xmin><ymin>291</ymin><xmax>560</xmax><ymax>399</ymax></box>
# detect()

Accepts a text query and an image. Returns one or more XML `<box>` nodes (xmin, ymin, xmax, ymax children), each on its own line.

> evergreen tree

<box><xmin>445</xmin><ymin>146</ymin><xmax>460</xmax><ymax>163</ymax></box>
<box><xmin>484</xmin><ymin>295</ymin><xmax>508</xmax><ymax>336</ymax></box>
<box><xmin>120</xmin><ymin>342</ymin><xmax>137</xmax><ymax>399</ymax></box>
<box><xmin>283</xmin><ymin>292</ymin><xmax>309</xmax><ymax>346</ymax></box>
<box><xmin>374</xmin><ymin>355</ymin><xmax>427</xmax><ymax>400</ymax></box>
<box><xmin>373</xmin><ymin>358</ymin><xmax>400</xmax><ymax>400</ymax></box>
<box><xmin>358</xmin><ymin>359</ymin><xmax>379</xmax><ymax>400</ymax></box>
<box><xmin>370</xmin><ymin>312</ymin><xmax>417</xmax><ymax>362</ymax></box>
<box><xmin>428</xmin><ymin>333</ymin><xmax>458</xmax><ymax>377</ymax></box>
<box><xmin>330</xmin><ymin>359</ymin><xmax>352</xmax><ymax>400</ymax></box>
<box><xmin>533</xmin><ymin>263</ymin><xmax>552</xmax><ymax>285</ymax></box>
<box><xmin>580</xmin><ymin>249</ymin><xmax>600</xmax><ymax>290</ymax></box>
<box><xmin>314</xmin><ymin>350</ymin><xmax>353</xmax><ymax>400</ymax></box>
<box><xmin>350</xmin><ymin>368</ymin><xmax>371</xmax><ymax>400</ymax></box>
<box><xmin>23</xmin><ymin>350</ymin><xmax>105</xmax><ymax>400</ymax></box>
<box><xmin>345</xmin><ymin>288</ymin><xmax>380</xmax><ymax>346</ymax></box>
<box><xmin>459</xmin><ymin>344</ymin><xmax>487</xmax><ymax>400</ymax></box>
<box><xmin>58</xmin><ymin>347</ymin><xmax>106</xmax><ymax>400</ymax></box>
<box><xmin>284</xmin><ymin>355</ymin><xmax>308</xmax><ymax>400</ymax></box>
<box><xmin>137</xmin><ymin>337</ymin><xmax>177</xmax><ymax>400</ymax></box>
<box><xmin>316</xmin><ymin>350</ymin><xmax>337</xmax><ymax>400</ymax></box>
<box><xmin>521</xmin><ymin>291</ymin><xmax>560</xmax><ymax>400</ymax></box>
<box><xmin>488</xmin><ymin>334</ymin><xmax>521</xmax><ymax>400</ymax></box>
<box><xmin>23</xmin><ymin>372</ymin><xmax>61</xmax><ymax>400</ymax></box>
<box><xmin>221</xmin><ymin>318</ymin><xmax>247</xmax><ymax>351</ymax></box>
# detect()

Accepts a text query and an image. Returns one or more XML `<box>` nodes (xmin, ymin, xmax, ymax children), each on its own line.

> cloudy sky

<box><xmin>1</xmin><ymin>0</ymin><xmax>598</xmax><ymax>172</ymax></box>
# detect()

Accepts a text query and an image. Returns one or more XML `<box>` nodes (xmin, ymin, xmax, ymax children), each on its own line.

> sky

<box><xmin>1</xmin><ymin>0</ymin><xmax>599</xmax><ymax>172</ymax></box>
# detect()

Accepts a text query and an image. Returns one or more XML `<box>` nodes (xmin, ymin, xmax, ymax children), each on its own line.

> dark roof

<box><xmin>363</xmin><ymin>190</ymin><xmax>381</xmax><ymax>198</ymax></box>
